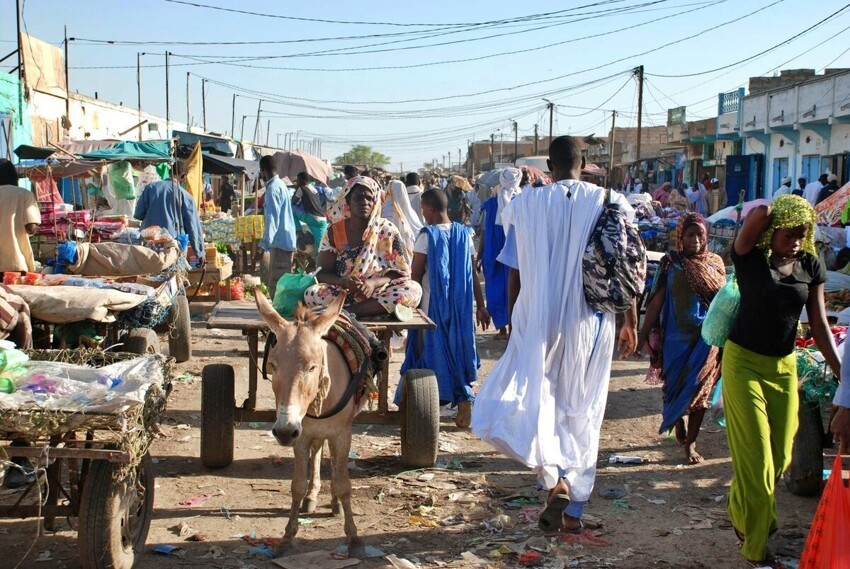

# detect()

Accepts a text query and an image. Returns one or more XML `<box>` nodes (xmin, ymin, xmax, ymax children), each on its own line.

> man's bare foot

<box><xmin>560</xmin><ymin>514</ymin><xmax>584</xmax><ymax>534</ymax></box>
<box><xmin>547</xmin><ymin>479</ymin><xmax>569</xmax><ymax>504</ymax></box>
<box><xmin>674</xmin><ymin>419</ymin><xmax>687</xmax><ymax>445</ymax></box>
<box><xmin>685</xmin><ymin>442</ymin><xmax>703</xmax><ymax>464</ymax></box>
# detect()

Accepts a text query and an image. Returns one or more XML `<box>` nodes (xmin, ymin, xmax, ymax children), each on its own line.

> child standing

<box><xmin>401</xmin><ymin>189</ymin><xmax>490</xmax><ymax>428</ymax></box>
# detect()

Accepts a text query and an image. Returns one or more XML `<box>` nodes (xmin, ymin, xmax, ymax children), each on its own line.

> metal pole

<box><xmin>265</xmin><ymin>119</ymin><xmax>270</xmax><ymax>146</ymax></box>
<box><xmin>608</xmin><ymin>110</ymin><xmax>617</xmax><ymax>188</ymax></box>
<box><xmin>490</xmin><ymin>133</ymin><xmax>495</xmax><ymax>169</ymax></box>
<box><xmin>231</xmin><ymin>94</ymin><xmax>236</xmax><ymax>138</ymax></box>
<box><xmin>165</xmin><ymin>51</ymin><xmax>170</xmax><ymax>137</ymax></box>
<box><xmin>543</xmin><ymin>99</ymin><xmax>554</xmax><ymax>151</ymax></box>
<box><xmin>276</xmin><ymin>133</ymin><xmax>281</xmax><ymax>148</ymax></box>
<box><xmin>201</xmin><ymin>78</ymin><xmax>207</xmax><ymax>131</ymax></box>
<box><xmin>457</xmin><ymin>148</ymin><xmax>461</xmax><ymax>173</ymax></box>
<box><xmin>137</xmin><ymin>52</ymin><xmax>142</xmax><ymax>141</ymax></box>
<box><xmin>240</xmin><ymin>115</ymin><xmax>246</xmax><ymax>140</ymax></box>
<box><xmin>512</xmin><ymin>120</ymin><xmax>518</xmax><ymax>161</ymax></box>
<box><xmin>63</xmin><ymin>26</ymin><xmax>70</xmax><ymax>139</ymax></box>
<box><xmin>15</xmin><ymin>0</ymin><xmax>24</xmax><ymax>125</ymax></box>
<box><xmin>534</xmin><ymin>124</ymin><xmax>539</xmax><ymax>155</ymax></box>
<box><xmin>636</xmin><ymin>65</ymin><xmax>644</xmax><ymax>168</ymax></box>
<box><xmin>252</xmin><ymin>99</ymin><xmax>262</xmax><ymax>144</ymax></box>
<box><xmin>185</xmin><ymin>72</ymin><xmax>190</xmax><ymax>129</ymax></box>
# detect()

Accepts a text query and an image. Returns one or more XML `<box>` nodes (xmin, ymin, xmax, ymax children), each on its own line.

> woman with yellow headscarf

<box><xmin>723</xmin><ymin>195</ymin><xmax>841</xmax><ymax>569</ymax></box>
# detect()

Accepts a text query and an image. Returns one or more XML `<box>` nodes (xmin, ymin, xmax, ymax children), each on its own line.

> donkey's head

<box><xmin>255</xmin><ymin>291</ymin><xmax>345</xmax><ymax>446</ymax></box>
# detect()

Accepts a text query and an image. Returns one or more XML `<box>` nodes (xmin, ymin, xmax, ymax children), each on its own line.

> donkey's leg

<box><xmin>279</xmin><ymin>438</ymin><xmax>310</xmax><ymax>554</ymax></box>
<box><xmin>301</xmin><ymin>438</ymin><xmax>324</xmax><ymax>513</ymax></box>
<box><xmin>329</xmin><ymin>430</ymin><xmax>359</xmax><ymax>546</ymax></box>
<box><xmin>328</xmin><ymin>440</ymin><xmax>340</xmax><ymax>516</ymax></box>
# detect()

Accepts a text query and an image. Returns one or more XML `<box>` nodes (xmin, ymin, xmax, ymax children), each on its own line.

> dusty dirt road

<box><xmin>1</xmin><ymin>311</ymin><xmax>820</xmax><ymax>569</ymax></box>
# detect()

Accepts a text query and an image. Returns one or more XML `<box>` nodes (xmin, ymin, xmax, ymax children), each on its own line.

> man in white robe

<box><xmin>472</xmin><ymin>136</ymin><xmax>637</xmax><ymax>533</ymax></box>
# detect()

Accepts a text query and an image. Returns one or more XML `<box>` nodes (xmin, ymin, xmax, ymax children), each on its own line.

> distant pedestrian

<box><xmin>792</xmin><ymin>177</ymin><xmax>806</xmax><ymax>197</ymax></box>
<box><xmin>218</xmin><ymin>175</ymin><xmax>236</xmax><ymax>213</ymax></box>
<box><xmin>803</xmin><ymin>173</ymin><xmax>828</xmax><ymax>206</ymax></box>
<box><xmin>773</xmin><ymin>176</ymin><xmax>792</xmax><ymax>198</ymax></box>
<box><xmin>405</xmin><ymin>172</ymin><xmax>425</xmax><ymax>225</ymax></box>
<box><xmin>816</xmin><ymin>173</ymin><xmax>840</xmax><ymax>204</ymax></box>
<box><xmin>706</xmin><ymin>178</ymin><xmax>726</xmax><ymax>215</ymax></box>
<box><xmin>687</xmin><ymin>182</ymin><xmax>708</xmax><ymax>216</ymax></box>
<box><xmin>477</xmin><ymin>187</ymin><xmax>511</xmax><ymax>338</ymax></box>
<box><xmin>0</xmin><ymin>159</ymin><xmax>40</xmax><ymax>273</ymax></box>
<box><xmin>256</xmin><ymin>155</ymin><xmax>297</xmax><ymax>299</ymax></box>
<box><xmin>668</xmin><ymin>183</ymin><xmax>690</xmax><ymax>212</ymax></box>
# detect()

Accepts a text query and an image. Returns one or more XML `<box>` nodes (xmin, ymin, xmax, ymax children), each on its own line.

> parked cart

<box><xmin>0</xmin><ymin>350</ymin><xmax>172</xmax><ymax>569</ymax></box>
<box><xmin>201</xmin><ymin>300</ymin><xmax>440</xmax><ymax>468</ymax></box>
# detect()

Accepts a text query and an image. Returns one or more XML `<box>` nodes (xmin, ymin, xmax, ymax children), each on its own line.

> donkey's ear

<box><xmin>311</xmin><ymin>293</ymin><xmax>345</xmax><ymax>337</ymax></box>
<box><xmin>255</xmin><ymin>289</ymin><xmax>289</xmax><ymax>335</ymax></box>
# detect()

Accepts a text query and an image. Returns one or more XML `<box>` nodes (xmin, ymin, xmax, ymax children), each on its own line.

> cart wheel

<box><xmin>78</xmin><ymin>453</ymin><xmax>154</xmax><ymax>569</ymax></box>
<box><xmin>167</xmin><ymin>293</ymin><xmax>192</xmax><ymax>363</ymax></box>
<box><xmin>784</xmin><ymin>396</ymin><xmax>824</xmax><ymax>496</ymax></box>
<box><xmin>201</xmin><ymin>364</ymin><xmax>235</xmax><ymax>468</ymax></box>
<box><xmin>400</xmin><ymin>369</ymin><xmax>439</xmax><ymax>467</ymax></box>
<box><xmin>123</xmin><ymin>328</ymin><xmax>160</xmax><ymax>355</ymax></box>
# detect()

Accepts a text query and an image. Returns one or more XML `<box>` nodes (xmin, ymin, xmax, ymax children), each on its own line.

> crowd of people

<box><xmin>4</xmin><ymin>133</ymin><xmax>850</xmax><ymax>568</ymax></box>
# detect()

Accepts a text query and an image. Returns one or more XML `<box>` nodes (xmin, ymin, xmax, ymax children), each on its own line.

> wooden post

<box><xmin>608</xmin><ymin>111</ymin><xmax>616</xmax><ymax>187</ymax></box>
<box><xmin>63</xmin><ymin>26</ymin><xmax>70</xmax><ymax>140</ymax></box>
<box><xmin>231</xmin><ymin>93</ymin><xmax>236</xmax><ymax>138</ymax></box>
<box><xmin>186</xmin><ymin>72</ymin><xmax>190</xmax><ymax>129</ymax></box>
<box><xmin>201</xmin><ymin>78</ymin><xmax>207</xmax><ymax>132</ymax></box>
<box><xmin>137</xmin><ymin>52</ymin><xmax>143</xmax><ymax>141</ymax></box>
<box><xmin>165</xmin><ymin>51</ymin><xmax>170</xmax><ymax>137</ymax></box>
<box><xmin>635</xmin><ymin>65</ymin><xmax>644</xmax><ymax>169</ymax></box>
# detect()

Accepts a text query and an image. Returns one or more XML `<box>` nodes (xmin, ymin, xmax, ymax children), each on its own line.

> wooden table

<box><xmin>187</xmin><ymin>263</ymin><xmax>233</xmax><ymax>302</ymax></box>
<box><xmin>206</xmin><ymin>300</ymin><xmax>435</xmax><ymax>425</ymax></box>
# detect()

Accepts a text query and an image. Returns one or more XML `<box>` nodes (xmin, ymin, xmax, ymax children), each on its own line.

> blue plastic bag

<box><xmin>710</xmin><ymin>379</ymin><xmax>725</xmax><ymax>428</ymax></box>
<box><xmin>701</xmin><ymin>275</ymin><xmax>740</xmax><ymax>347</ymax></box>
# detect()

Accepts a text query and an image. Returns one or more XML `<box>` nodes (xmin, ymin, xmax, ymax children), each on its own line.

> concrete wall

<box><xmin>0</xmin><ymin>73</ymin><xmax>34</xmax><ymax>162</ymax></box>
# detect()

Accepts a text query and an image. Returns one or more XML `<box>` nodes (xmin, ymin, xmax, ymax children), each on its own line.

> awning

<box><xmin>202</xmin><ymin>153</ymin><xmax>259</xmax><ymax>181</ymax></box>
<box><xmin>173</xmin><ymin>130</ymin><xmax>234</xmax><ymax>156</ymax></box>
<box><xmin>14</xmin><ymin>144</ymin><xmax>55</xmax><ymax>160</ymax></box>
<box><xmin>81</xmin><ymin>140</ymin><xmax>171</xmax><ymax>161</ymax></box>
<box><xmin>18</xmin><ymin>161</ymin><xmax>102</xmax><ymax>180</ymax></box>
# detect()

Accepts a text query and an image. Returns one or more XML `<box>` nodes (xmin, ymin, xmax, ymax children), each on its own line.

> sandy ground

<box><xmin>0</xmin><ymin>309</ymin><xmax>823</xmax><ymax>569</ymax></box>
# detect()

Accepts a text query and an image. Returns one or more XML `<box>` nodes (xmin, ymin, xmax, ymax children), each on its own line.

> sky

<box><xmin>2</xmin><ymin>0</ymin><xmax>850</xmax><ymax>169</ymax></box>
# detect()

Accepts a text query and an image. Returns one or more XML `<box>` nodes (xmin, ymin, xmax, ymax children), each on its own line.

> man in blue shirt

<box><xmin>256</xmin><ymin>155</ymin><xmax>297</xmax><ymax>299</ymax></box>
<box><xmin>134</xmin><ymin>160</ymin><xmax>205</xmax><ymax>266</ymax></box>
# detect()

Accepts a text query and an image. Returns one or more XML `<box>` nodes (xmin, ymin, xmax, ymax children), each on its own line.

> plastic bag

<box><xmin>108</xmin><ymin>161</ymin><xmax>136</xmax><ymax>200</ymax></box>
<box><xmin>701</xmin><ymin>275</ymin><xmax>740</xmax><ymax>347</ymax></box>
<box><xmin>220</xmin><ymin>277</ymin><xmax>245</xmax><ymax>301</ymax></box>
<box><xmin>710</xmin><ymin>378</ymin><xmax>725</xmax><ymax>427</ymax></box>
<box><xmin>272</xmin><ymin>270</ymin><xmax>317</xmax><ymax>317</ymax></box>
<box><xmin>799</xmin><ymin>453</ymin><xmax>850</xmax><ymax>569</ymax></box>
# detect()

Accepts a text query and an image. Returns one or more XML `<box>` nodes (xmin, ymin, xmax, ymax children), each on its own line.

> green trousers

<box><xmin>721</xmin><ymin>340</ymin><xmax>798</xmax><ymax>561</ymax></box>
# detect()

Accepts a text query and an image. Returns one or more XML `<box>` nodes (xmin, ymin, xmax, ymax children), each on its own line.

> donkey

<box><xmin>255</xmin><ymin>291</ymin><xmax>363</xmax><ymax>551</ymax></box>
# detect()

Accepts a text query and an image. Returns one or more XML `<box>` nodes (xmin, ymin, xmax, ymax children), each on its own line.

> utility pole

<box><xmin>533</xmin><ymin>124</ymin><xmax>539</xmax><ymax>155</ymax></box>
<box><xmin>265</xmin><ymin>119</ymin><xmax>270</xmax><ymax>146</ymax></box>
<box><xmin>512</xmin><ymin>120</ymin><xmax>518</xmax><ymax>162</ymax></box>
<box><xmin>457</xmin><ymin>149</ymin><xmax>461</xmax><ymax>174</ymax></box>
<box><xmin>276</xmin><ymin>133</ymin><xmax>281</xmax><ymax>148</ymax></box>
<box><xmin>252</xmin><ymin>99</ymin><xmax>262</xmax><ymax>144</ymax></box>
<box><xmin>490</xmin><ymin>133</ymin><xmax>495</xmax><ymax>170</ymax></box>
<box><xmin>201</xmin><ymin>78</ymin><xmax>207</xmax><ymax>132</ymax></box>
<box><xmin>165</xmin><ymin>51</ymin><xmax>170</xmax><ymax>137</ymax></box>
<box><xmin>63</xmin><ymin>26</ymin><xmax>70</xmax><ymax>140</ymax></box>
<box><xmin>137</xmin><ymin>53</ymin><xmax>143</xmax><ymax>141</ymax></box>
<box><xmin>608</xmin><ymin>110</ymin><xmax>617</xmax><ymax>188</ymax></box>
<box><xmin>185</xmin><ymin>72</ymin><xmax>190</xmax><ymax>130</ymax></box>
<box><xmin>543</xmin><ymin>99</ymin><xmax>554</xmax><ymax>151</ymax></box>
<box><xmin>15</xmin><ymin>0</ymin><xmax>24</xmax><ymax>125</ymax></box>
<box><xmin>499</xmin><ymin>131</ymin><xmax>504</xmax><ymax>162</ymax></box>
<box><xmin>240</xmin><ymin>115</ymin><xmax>247</xmax><ymax>140</ymax></box>
<box><xmin>230</xmin><ymin>94</ymin><xmax>236</xmax><ymax>138</ymax></box>
<box><xmin>635</xmin><ymin>65</ymin><xmax>644</xmax><ymax>168</ymax></box>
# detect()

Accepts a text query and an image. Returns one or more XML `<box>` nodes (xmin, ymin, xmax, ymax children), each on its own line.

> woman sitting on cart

<box><xmin>304</xmin><ymin>176</ymin><xmax>422</xmax><ymax>317</ymax></box>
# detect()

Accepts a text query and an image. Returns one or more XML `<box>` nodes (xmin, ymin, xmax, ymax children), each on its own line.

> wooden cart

<box><xmin>201</xmin><ymin>300</ymin><xmax>440</xmax><ymax>469</ymax></box>
<box><xmin>0</xmin><ymin>351</ymin><xmax>171</xmax><ymax>569</ymax></box>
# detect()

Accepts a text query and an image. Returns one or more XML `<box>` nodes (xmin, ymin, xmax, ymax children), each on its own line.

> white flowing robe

<box><xmin>471</xmin><ymin>180</ymin><xmax>634</xmax><ymax>503</ymax></box>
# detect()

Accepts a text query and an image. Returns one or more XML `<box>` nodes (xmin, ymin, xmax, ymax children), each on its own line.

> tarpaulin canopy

<box><xmin>17</xmin><ymin>160</ymin><xmax>102</xmax><ymax>180</ymax></box>
<box><xmin>202</xmin><ymin>153</ymin><xmax>259</xmax><ymax>181</ymax></box>
<box><xmin>14</xmin><ymin>144</ymin><xmax>55</xmax><ymax>160</ymax></box>
<box><xmin>81</xmin><ymin>140</ymin><xmax>171</xmax><ymax>161</ymax></box>
<box><xmin>273</xmin><ymin>150</ymin><xmax>333</xmax><ymax>184</ymax></box>
<box><xmin>173</xmin><ymin>130</ymin><xmax>234</xmax><ymax>157</ymax></box>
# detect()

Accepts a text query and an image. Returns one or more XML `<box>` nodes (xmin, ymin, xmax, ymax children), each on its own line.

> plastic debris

<box><xmin>178</xmin><ymin>494</ymin><xmax>210</xmax><ymax>506</ymax></box>
<box><xmin>386</xmin><ymin>554</ymin><xmax>418</xmax><ymax>569</ymax></box>
<box><xmin>153</xmin><ymin>544</ymin><xmax>186</xmax><ymax>557</ymax></box>
<box><xmin>599</xmin><ymin>487</ymin><xmax>628</xmax><ymax>500</ymax></box>
<box><xmin>448</xmin><ymin>491</ymin><xmax>478</xmax><ymax>503</ymax></box>
<box><xmin>460</xmin><ymin>551</ymin><xmax>487</xmax><ymax>566</ymax></box>
<box><xmin>409</xmin><ymin>515</ymin><xmax>439</xmax><ymax>527</ymax></box>
<box><xmin>273</xmin><ymin>550</ymin><xmax>361</xmax><ymax>569</ymax></box>
<box><xmin>35</xmin><ymin>550</ymin><xmax>52</xmax><ymax>562</ymax></box>
<box><xmin>298</xmin><ymin>517</ymin><xmax>314</xmax><ymax>526</ymax></box>
<box><xmin>172</xmin><ymin>520</ymin><xmax>196</xmax><ymax>536</ymax></box>
<box><xmin>517</xmin><ymin>551</ymin><xmax>543</xmax><ymax>566</ymax></box>
<box><xmin>221</xmin><ymin>506</ymin><xmax>232</xmax><ymax>520</ymax></box>
<box><xmin>608</xmin><ymin>455</ymin><xmax>644</xmax><ymax>464</ymax></box>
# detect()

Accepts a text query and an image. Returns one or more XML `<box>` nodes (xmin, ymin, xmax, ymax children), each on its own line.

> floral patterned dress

<box><xmin>303</xmin><ymin>216</ymin><xmax>422</xmax><ymax>313</ymax></box>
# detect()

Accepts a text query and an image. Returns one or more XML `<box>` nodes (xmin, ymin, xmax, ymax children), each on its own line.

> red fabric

<box><xmin>34</xmin><ymin>178</ymin><xmax>63</xmax><ymax>203</ymax></box>
<box><xmin>799</xmin><ymin>453</ymin><xmax>850</xmax><ymax>569</ymax></box>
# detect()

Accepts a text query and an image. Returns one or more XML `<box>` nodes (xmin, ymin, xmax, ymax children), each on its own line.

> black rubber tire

<box><xmin>201</xmin><ymin>364</ymin><xmax>236</xmax><ymax>469</ymax></box>
<box><xmin>167</xmin><ymin>293</ymin><xmax>192</xmax><ymax>363</ymax></box>
<box><xmin>122</xmin><ymin>328</ymin><xmax>160</xmax><ymax>355</ymax></box>
<box><xmin>400</xmin><ymin>369</ymin><xmax>440</xmax><ymax>467</ymax></box>
<box><xmin>784</xmin><ymin>395</ymin><xmax>824</xmax><ymax>496</ymax></box>
<box><xmin>78</xmin><ymin>453</ymin><xmax>154</xmax><ymax>569</ymax></box>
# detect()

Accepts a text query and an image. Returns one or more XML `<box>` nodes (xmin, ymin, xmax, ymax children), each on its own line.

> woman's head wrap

<box><xmin>326</xmin><ymin>175</ymin><xmax>382</xmax><ymax>223</ymax></box>
<box><xmin>676</xmin><ymin>212</ymin><xmax>708</xmax><ymax>256</ymax></box>
<box><xmin>757</xmin><ymin>194</ymin><xmax>817</xmax><ymax>256</ymax></box>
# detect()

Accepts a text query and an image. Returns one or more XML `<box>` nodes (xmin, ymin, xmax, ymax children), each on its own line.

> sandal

<box><xmin>745</xmin><ymin>555</ymin><xmax>787</xmax><ymax>569</ymax></box>
<box><xmin>538</xmin><ymin>493</ymin><xmax>570</xmax><ymax>532</ymax></box>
